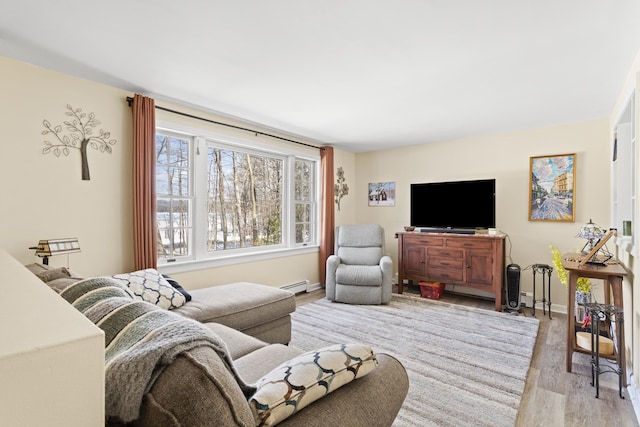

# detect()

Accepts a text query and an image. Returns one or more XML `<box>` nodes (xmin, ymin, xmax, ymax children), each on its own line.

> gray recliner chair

<box><xmin>326</xmin><ymin>224</ymin><xmax>393</xmax><ymax>305</ymax></box>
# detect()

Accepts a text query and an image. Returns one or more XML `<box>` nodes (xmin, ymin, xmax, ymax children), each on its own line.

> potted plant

<box><xmin>550</xmin><ymin>245</ymin><xmax>592</xmax><ymax>323</ymax></box>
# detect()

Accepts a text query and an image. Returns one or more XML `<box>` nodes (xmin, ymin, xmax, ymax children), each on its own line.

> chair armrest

<box><xmin>325</xmin><ymin>255</ymin><xmax>340</xmax><ymax>300</ymax></box>
<box><xmin>380</xmin><ymin>255</ymin><xmax>393</xmax><ymax>275</ymax></box>
<box><xmin>380</xmin><ymin>256</ymin><xmax>394</xmax><ymax>304</ymax></box>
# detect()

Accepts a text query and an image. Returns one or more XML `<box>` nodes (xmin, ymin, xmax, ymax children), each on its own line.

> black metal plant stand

<box><xmin>532</xmin><ymin>264</ymin><xmax>553</xmax><ymax>319</ymax></box>
<box><xmin>583</xmin><ymin>302</ymin><xmax>625</xmax><ymax>399</ymax></box>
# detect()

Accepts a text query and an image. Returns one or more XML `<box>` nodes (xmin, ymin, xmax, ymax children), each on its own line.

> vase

<box><xmin>575</xmin><ymin>291</ymin><xmax>593</xmax><ymax>324</ymax></box>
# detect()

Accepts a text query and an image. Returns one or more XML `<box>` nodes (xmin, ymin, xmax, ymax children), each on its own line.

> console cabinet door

<box><xmin>465</xmin><ymin>250</ymin><xmax>493</xmax><ymax>286</ymax></box>
<box><xmin>404</xmin><ymin>245</ymin><xmax>426</xmax><ymax>277</ymax></box>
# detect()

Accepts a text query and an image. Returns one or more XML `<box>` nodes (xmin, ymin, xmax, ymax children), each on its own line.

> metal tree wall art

<box><xmin>41</xmin><ymin>104</ymin><xmax>117</xmax><ymax>180</ymax></box>
<box><xmin>334</xmin><ymin>166</ymin><xmax>349</xmax><ymax>211</ymax></box>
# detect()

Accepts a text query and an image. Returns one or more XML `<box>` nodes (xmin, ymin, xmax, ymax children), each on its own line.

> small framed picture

<box><xmin>529</xmin><ymin>153</ymin><xmax>576</xmax><ymax>222</ymax></box>
<box><xmin>368</xmin><ymin>182</ymin><xmax>395</xmax><ymax>207</ymax></box>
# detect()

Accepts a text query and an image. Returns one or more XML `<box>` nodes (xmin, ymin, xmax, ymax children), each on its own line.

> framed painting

<box><xmin>368</xmin><ymin>182</ymin><xmax>395</xmax><ymax>206</ymax></box>
<box><xmin>529</xmin><ymin>153</ymin><xmax>576</xmax><ymax>222</ymax></box>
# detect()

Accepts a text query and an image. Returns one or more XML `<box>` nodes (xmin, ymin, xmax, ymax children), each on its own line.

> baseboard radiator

<box><xmin>280</xmin><ymin>280</ymin><xmax>309</xmax><ymax>294</ymax></box>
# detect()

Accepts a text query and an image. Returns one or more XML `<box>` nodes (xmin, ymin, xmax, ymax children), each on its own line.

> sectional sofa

<box><xmin>25</xmin><ymin>262</ymin><xmax>409</xmax><ymax>426</ymax></box>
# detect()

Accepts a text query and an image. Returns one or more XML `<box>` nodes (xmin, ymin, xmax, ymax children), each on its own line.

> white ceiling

<box><xmin>2</xmin><ymin>1</ymin><xmax>640</xmax><ymax>152</ymax></box>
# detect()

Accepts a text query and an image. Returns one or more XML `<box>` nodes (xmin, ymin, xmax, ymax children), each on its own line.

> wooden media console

<box><xmin>397</xmin><ymin>231</ymin><xmax>506</xmax><ymax>311</ymax></box>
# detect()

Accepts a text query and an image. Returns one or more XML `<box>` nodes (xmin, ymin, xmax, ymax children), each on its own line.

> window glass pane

<box><xmin>170</xmin><ymin>199</ymin><xmax>190</xmax><ymax>256</ymax></box>
<box><xmin>156</xmin><ymin>135</ymin><xmax>168</xmax><ymax>165</ymax></box>
<box><xmin>295</xmin><ymin>160</ymin><xmax>312</xmax><ymax>201</ymax></box>
<box><xmin>206</xmin><ymin>146</ymin><xmax>283</xmax><ymax>252</ymax></box>
<box><xmin>156</xmin><ymin>132</ymin><xmax>192</xmax><ymax>260</ymax></box>
<box><xmin>294</xmin><ymin>159</ymin><xmax>313</xmax><ymax>244</ymax></box>
<box><xmin>296</xmin><ymin>223</ymin><xmax>310</xmax><ymax>244</ymax></box>
<box><xmin>156</xmin><ymin>198</ymin><xmax>192</xmax><ymax>258</ymax></box>
<box><xmin>296</xmin><ymin>203</ymin><xmax>310</xmax><ymax>223</ymax></box>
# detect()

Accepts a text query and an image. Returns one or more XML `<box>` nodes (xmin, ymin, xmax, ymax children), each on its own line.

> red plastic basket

<box><xmin>419</xmin><ymin>281</ymin><xmax>444</xmax><ymax>300</ymax></box>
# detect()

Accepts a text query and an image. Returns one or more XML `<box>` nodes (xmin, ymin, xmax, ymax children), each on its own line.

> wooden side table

<box><xmin>562</xmin><ymin>253</ymin><xmax>628</xmax><ymax>386</ymax></box>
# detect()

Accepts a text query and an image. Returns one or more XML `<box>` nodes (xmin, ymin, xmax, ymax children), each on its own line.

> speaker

<box><xmin>506</xmin><ymin>264</ymin><xmax>521</xmax><ymax>310</ymax></box>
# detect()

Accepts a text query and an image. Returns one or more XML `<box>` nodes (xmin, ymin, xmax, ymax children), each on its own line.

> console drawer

<box><xmin>446</xmin><ymin>239</ymin><xmax>493</xmax><ymax>250</ymax></box>
<box><xmin>427</xmin><ymin>247</ymin><xmax>463</xmax><ymax>258</ymax></box>
<box><xmin>405</xmin><ymin>235</ymin><xmax>444</xmax><ymax>246</ymax></box>
<box><xmin>427</xmin><ymin>268</ymin><xmax>464</xmax><ymax>282</ymax></box>
<box><xmin>428</xmin><ymin>258</ymin><xmax>464</xmax><ymax>269</ymax></box>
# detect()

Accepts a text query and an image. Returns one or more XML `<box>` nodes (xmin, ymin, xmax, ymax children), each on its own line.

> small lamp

<box><xmin>576</xmin><ymin>219</ymin><xmax>606</xmax><ymax>254</ymax></box>
<box><xmin>576</xmin><ymin>220</ymin><xmax>614</xmax><ymax>265</ymax></box>
<box><xmin>29</xmin><ymin>238</ymin><xmax>81</xmax><ymax>265</ymax></box>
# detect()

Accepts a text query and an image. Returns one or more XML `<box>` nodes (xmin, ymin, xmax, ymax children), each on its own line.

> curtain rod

<box><xmin>126</xmin><ymin>96</ymin><xmax>323</xmax><ymax>150</ymax></box>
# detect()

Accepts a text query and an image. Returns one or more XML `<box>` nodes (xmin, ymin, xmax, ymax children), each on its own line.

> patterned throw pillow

<box><xmin>249</xmin><ymin>343</ymin><xmax>378</xmax><ymax>426</ymax></box>
<box><xmin>112</xmin><ymin>268</ymin><xmax>186</xmax><ymax>309</ymax></box>
<box><xmin>162</xmin><ymin>274</ymin><xmax>192</xmax><ymax>302</ymax></box>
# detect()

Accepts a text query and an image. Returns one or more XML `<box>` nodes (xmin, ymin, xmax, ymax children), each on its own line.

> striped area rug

<box><xmin>290</xmin><ymin>294</ymin><xmax>539</xmax><ymax>427</ymax></box>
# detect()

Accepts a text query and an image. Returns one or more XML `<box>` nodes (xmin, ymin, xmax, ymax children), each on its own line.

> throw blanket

<box><xmin>60</xmin><ymin>277</ymin><xmax>257</xmax><ymax>423</ymax></box>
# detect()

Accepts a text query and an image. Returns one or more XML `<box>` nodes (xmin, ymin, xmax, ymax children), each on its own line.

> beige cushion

<box><xmin>203</xmin><ymin>322</ymin><xmax>267</xmax><ymax>360</ymax></box>
<box><xmin>24</xmin><ymin>262</ymin><xmax>54</xmax><ymax>275</ymax></box>
<box><xmin>35</xmin><ymin>267</ymin><xmax>71</xmax><ymax>283</ymax></box>
<box><xmin>173</xmin><ymin>282</ymin><xmax>296</xmax><ymax>342</ymax></box>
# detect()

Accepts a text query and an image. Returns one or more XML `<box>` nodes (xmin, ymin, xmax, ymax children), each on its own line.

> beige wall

<box><xmin>0</xmin><ymin>56</ymin><xmax>321</xmax><ymax>289</ymax></box>
<box><xmin>1</xmin><ymin>56</ymin><xmax>134</xmax><ymax>276</ymax></box>
<box><xmin>354</xmin><ymin>119</ymin><xmax>611</xmax><ymax>308</ymax></box>
<box><xmin>171</xmin><ymin>252</ymin><xmax>319</xmax><ymax>290</ymax></box>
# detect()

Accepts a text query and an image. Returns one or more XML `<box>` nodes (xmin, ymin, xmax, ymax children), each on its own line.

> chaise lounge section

<box><xmin>173</xmin><ymin>282</ymin><xmax>297</xmax><ymax>345</ymax></box>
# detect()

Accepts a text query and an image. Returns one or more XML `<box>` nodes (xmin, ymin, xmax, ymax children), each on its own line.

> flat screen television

<box><xmin>410</xmin><ymin>179</ymin><xmax>495</xmax><ymax>231</ymax></box>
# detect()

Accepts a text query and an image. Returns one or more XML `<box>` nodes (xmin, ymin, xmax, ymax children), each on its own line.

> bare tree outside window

<box><xmin>207</xmin><ymin>147</ymin><xmax>283</xmax><ymax>251</ymax></box>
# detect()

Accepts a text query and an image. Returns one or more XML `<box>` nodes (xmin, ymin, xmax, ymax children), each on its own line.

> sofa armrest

<box><xmin>136</xmin><ymin>346</ymin><xmax>256</xmax><ymax>427</ymax></box>
<box><xmin>277</xmin><ymin>353</ymin><xmax>408</xmax><ymax>427</ymax></box>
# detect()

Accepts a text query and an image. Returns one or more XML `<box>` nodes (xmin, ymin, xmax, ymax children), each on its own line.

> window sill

<box><xmin>158</xmin><ymin>245</ymin><xmax>319</xmax><ymax>275</ymax></box>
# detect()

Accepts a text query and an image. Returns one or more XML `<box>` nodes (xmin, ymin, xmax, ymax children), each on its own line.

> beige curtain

<box><xmin>319</xmin><ymin>146</ymin><xmax>335</xmax><ymax>287</ymax></box>
<box><xmin>132</xmin><ymin>94</ymin><xmax>157</xmax><ymax>270</ymax></box>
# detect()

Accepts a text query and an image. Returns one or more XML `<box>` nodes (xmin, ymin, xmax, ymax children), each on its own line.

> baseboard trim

<box><xmin>306</xmin><ymin>282</ymin><xmax>322</xmax><ymax>292</ymax></box>
<box><xmin>627</xmin><ymin>373</ymin><xmax>640</xmax><ymax>423</ymax></box>
<box><xmin>280</xmin><ymin>280</ymin><xmax>309</xmax><ymax>294</ymax></box>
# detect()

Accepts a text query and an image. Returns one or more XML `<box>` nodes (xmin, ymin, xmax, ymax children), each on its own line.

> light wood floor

<box><xmin>295</xmin><ymin>287</ymin><xmax>639</xmax><ymax>427</ymax></box>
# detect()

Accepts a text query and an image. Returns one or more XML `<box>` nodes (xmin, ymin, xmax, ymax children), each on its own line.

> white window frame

<box><xmin>155</xmin><ymin>130</ymin><xmax>194</xmax><ymax>263</ymax></box>
<box><xmin>612</xmin><ymin>91</ymin><xmax>637</xmax><ymax>256</ymax></box>
<box><xmin>292</xmin><ymin>157</ymin><xmax>316</xmax><ymax>247</ymax></box>
<box><xmin>156</xmin><ymin>121</ymin><xmax>320</xmax><ymax>274</ymax></box>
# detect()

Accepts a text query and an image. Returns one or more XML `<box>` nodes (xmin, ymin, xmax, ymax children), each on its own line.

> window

<box><xmin>612</xmin><ymin>92</ymin><xmax>636</xmax><ymax>255</ymax></box>
<box><xmin>205</xmin><ymin>146</ymin><xmax>284</xmax><ymax>251</ymax></box>
<box><xmin>295</xmin><ymin>159</ymin><xmax>314</xmax><ymax>244</ymax></box>
<box><xmin>156</xmin><ymin>133</ymin><xmax>192</xmax><ymax>259</ymax></box>
<box><xmin>156</xmin><ymin>126</ymin><xmax>319</xmax><ymax>267</ymax></box>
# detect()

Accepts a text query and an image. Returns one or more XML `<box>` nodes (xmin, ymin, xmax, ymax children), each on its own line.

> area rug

<box><xmin>290</xmin><ymin>294</ymin><xmax>539</xmax><ymax>427</ymax></box>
